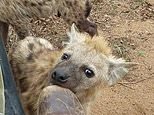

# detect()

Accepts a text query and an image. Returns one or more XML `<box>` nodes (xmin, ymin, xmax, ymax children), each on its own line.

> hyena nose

<box><xmin>52</xmin><ymin>70</ymin><xmax>69</xmax><ymax>83</ymax></box>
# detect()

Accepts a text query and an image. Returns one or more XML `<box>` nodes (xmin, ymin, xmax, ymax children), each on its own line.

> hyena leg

<box><xmin>0</xmin><ymin>21</ymin><xmax>9</xmax><ymax>45</ymax></box>
<box><xmin>13</xmin><ymin>23</ymin><xmax>30</xmax><ymax>40</ymax></box>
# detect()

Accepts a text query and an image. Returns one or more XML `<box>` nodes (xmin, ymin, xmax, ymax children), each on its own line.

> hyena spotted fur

<box><xmin>10</xmin><ymin>24</ymin><xmax>135</xmax><ymax>115</ymax></box>
<box><xmin>0</xmin><ymin>0</ymin><xmax>97</xmax><ymax>44</ymax></box>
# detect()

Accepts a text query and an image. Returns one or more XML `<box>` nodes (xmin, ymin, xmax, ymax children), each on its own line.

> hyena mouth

<box><xmin>51</xmin><ymin>80</ymin><xmax>67</xmax><ymax>87</ymax></box>
<box><xmin>48</xmin><ymin>65</ymin><xmax>80</xmax><ymax>91</ymax></box>
<box><xmin>51</xmin><ymin>82</ymin><xmax>77</xmax><ymax>94</ymax></box>
<box><xmin>49</xmin><ymin>74</ymin><xmax>78</xmax><ymax>92</ymax></box>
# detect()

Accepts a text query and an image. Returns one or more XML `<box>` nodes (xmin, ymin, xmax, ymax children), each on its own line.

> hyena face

<box><xmin>50</xmin><ymin>24</ymin><xmax>135</xmax><ymax>94</ymax></box>
<box><xmin>50</xmin><ymin>44</ymin><xmax>107</xmax><ymax>93</ymax></box>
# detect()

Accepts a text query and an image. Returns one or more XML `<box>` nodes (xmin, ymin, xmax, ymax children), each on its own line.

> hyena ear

<box><xmin>67</xmin><ymin>23</ymin><xmax>85</xmax><ymax>44</ymax></box>
<box><xmin>85</xmin><ymin>0</ymin><xmax>92</xmax><ymax>17</ymax></box>
<box><xmin>107</xmin><ymin>56</ymin><xmax>137</xmax><ymax>86</ymax></box>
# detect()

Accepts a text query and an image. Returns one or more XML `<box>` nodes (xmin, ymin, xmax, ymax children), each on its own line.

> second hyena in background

<box><xmin>0</xmin><ymin>0</ymin><xmax>97</xmax><ymax>44</ymax></box>
<box><xmin>10</xmin><ymin>24</ymin><xmax>135</xmax><ymax>115</ymax></box>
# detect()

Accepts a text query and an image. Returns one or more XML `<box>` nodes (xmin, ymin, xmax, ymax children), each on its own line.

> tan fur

<box><xmin>10</xmin><ymin>24</ymin><xmax>134</xmax><ymax>115</ymax></box>
<box><xmin>0</xmin><ymin>0</ymin><xmax>97</xmax><ymax>41</ymax></box>
<box><xmin>85</xmin><ymin>38</ymin><xmax>111</xmax><ymax>56</ymax></box>
<box><xmin>9</xmin><ymin>36</ymin><xmax>62</xmax><ymax>114</ymax></box>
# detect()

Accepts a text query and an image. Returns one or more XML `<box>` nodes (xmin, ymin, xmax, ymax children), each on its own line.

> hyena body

<box><xmin>0</xmin><ymin>0</ymin><xmax>96</xmax><ymax>44</ymax></box>
<box><xmin>10</xmin><ymin>24</ymin><xmax>134</xmax><ymax>115</ymax></box>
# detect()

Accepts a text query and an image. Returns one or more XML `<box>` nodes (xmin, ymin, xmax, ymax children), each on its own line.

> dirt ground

<box><xmin>7</xmin><ymin>0</ymin><xmax>154</xmax><ymax>115</ymax></box>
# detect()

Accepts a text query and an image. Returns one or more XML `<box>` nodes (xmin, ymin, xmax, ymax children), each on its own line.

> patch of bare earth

<box><xmin>89</xmin><ymin>0</ymin><xmax>154</xmax><ymax>115</ymax></box>
<box><xmin>7</xmin><ymin>0</ymin><xmax>154</xmax><ymax>114</ymax></box>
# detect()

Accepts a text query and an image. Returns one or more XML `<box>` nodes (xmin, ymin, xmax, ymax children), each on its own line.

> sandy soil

<box><xmin>7</xmin><ymin>0</ymin><xmax>154</xmax><ymax>115</ymax></box>
<box><xmin>90</xmin><ymin>1</ymin><xmax>154</xmax><ymax>114</ymax></box>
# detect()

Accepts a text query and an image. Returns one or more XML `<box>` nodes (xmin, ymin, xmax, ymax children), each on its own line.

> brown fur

<box><xmin>0</xmin><ymin>0</ymin><xmax>97</xmax><ymax>44</ymax></box>
<box><xmin>10</xmin><ymin>24</ymin><xmax>134</xmax><ymax>115</ymax></box>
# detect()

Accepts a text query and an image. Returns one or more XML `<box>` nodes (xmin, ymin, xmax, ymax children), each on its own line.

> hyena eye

<box><xmin>61</xmin><ymin>53</ymin><xmax>70</xmax><ymax>60</ymax></box>
<box><xmin>84</xmin><ymin>68</ymin><xmax>94</xmax><ymax>78</ymax></box>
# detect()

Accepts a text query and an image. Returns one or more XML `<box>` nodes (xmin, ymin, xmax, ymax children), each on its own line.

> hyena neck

<box><xmin>76</xmin><ymin>84</ymin><xmax>101</xmax><ymax>112</ymax></box>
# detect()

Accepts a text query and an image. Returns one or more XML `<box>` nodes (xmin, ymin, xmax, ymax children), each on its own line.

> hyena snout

<box><xmin>52</xmin><ymin>68</ymin><xmax>70</xmax><ymax>83</ymax></box>
<box><xmin>50</xmin><ymin>63</ymin><xmax>81</xmax><ymax>90</ymax></box>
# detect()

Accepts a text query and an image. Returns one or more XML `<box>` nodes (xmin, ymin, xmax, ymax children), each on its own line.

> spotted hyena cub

<box><xmin>0</xmin><ymin>0</ymin><xmax>97</xmax><ymax>44</ymax></box>
<box><xmin>10</xmin><ymin>24</ymin><xmax>135</xmax><ymax>115</ymax></box>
